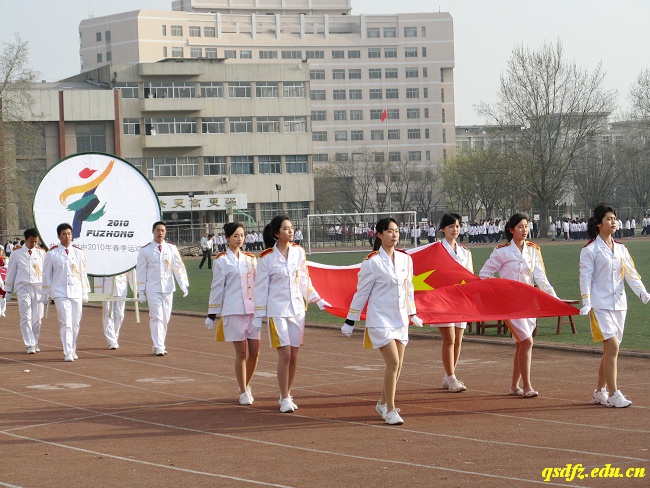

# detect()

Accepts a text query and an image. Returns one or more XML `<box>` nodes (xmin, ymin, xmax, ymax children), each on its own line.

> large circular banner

<box><xmin>33</xmin><ymin>153</ymin><xmax>161</xmax><ymax>276</ymax></box>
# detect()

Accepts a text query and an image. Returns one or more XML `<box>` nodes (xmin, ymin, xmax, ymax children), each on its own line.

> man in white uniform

<box><xmin>5</xmin><ymin>228</ymin><xmax>46</xmax><ymax>354</ymax></box>
<box><xmin>94</xmin><ymin>272</ymin><xmax>134</xmax><ymax>349</ymax></box>
<box><xmin>136</xmin><ymin>221</ymin><xmax>189</xmax><ymax>356</ymax></box>
<box><xmin>41</xmin><ymin>223</ymin><xmax>90</xmax><ymax>361</ymax></box>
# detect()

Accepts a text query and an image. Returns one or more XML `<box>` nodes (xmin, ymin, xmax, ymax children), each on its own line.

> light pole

<box><xmin>275</xmin><ymin>184</ymin><xmax>281</xmax><ymax>204</ymax></box>
<box><xmin>188</xmin><ymin>192</ymin><xmax>194</xmax><ymax>242</ymax></box>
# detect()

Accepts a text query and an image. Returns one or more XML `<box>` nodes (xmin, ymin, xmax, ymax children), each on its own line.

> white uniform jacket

<box><xmin>254</xmin><ymin>243</ymin><xmax>320</xmax><ymax>318</ymax></box>
<box><xmin>42</xmin><ymin>245</ymin><xmax>90</xmax><ymax>300</ymax></box>
<box><xmin>136</xmin><ymin>241</ymin><xmax>189</xmax><ymax>294</ymax></box>
<box><xmin>441</xmin><ymin>240</ymin><xmax>473</xmax><ymax>273</ymax></box>
<box><xmin>4</xmin><ymin>245</ymin><xmax>46</xmax><ymax>293</ymax></box>
<box><xmin>579</xmin><ymin>236</ymin><xmax>647</xmax><ymax>310</ymax></box>
<box><xmin>94</xmin><ymin>272</ymin><xmax>134</xmax><ymax>298</ymax></box>
<box><xmin>208</xmin><ymin>249</ymin><xmax>256</xmax><ymax>316</ymax></box>
<box><xmin>479</xmin><ymin>240</ymin><xmax>557</xmax><ymax>297</ymax></box>
<box><xmin>347</xmin><ymin>248</ymin><xmax>416</xmax><ymax>328</ymax></box>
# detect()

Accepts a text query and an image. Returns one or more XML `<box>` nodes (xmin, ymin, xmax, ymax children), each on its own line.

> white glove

<box><xmin>580</xmin><ymin>305</ymin><xmax>591</xmax><ymax>316</ymax></box>
<box><xmin>411</xmin><ymin>315</ymin><xmax>423</xmax><ymax>327</ymax></box>
<box><xmin>4</xmin><ymin>293</ymin><xmax>10</xmax><ymax>302</ymax></box>
<box><xmin>82</xmin><ymin>295</ymin><xmax>89</xmax><ymax>304</ymax></box>
<box><xmin>341</xmin><ymin>323</ymin><xmax>354</xmax><ymax>337</ymax></box>
<box><xmin>138</xmin><ymin>294</ymin><xmax>147</xmax><ymax>303</ymax></box>
<box><xmin>641</xmin><ymin>290</ymin><xmax>650</xmax><ymax>304</ymax></box>
<box><xmin>316</xmin><ymin>299</ymin><xmax>331</xmax><ymax>311</ymax></box>
<box><xmin>205</xmin><ymin>317</ymin><xmax>214</xmax><ymax>330</ymax></box>
<box><xmin>252</xmin><ymin>317</ymin><xmax>262</xmax><ymax>331</ymax></box>
<box><xmin>40</xmin><ymin>295</ymin><xmax>49</xmax><ymax>305</ymax></box>
<box><xmin>181</xmin><ymin>287</ymin><xmax>189</xmax><ymax>298</ymax></box>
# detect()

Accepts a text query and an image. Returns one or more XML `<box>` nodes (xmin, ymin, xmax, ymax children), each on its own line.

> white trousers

<box><xmin>147</xmin><ymin>292</ymin><xmax>173</xmax><ymax>349</ymax></box>
<box><xmin>17</xmin><ymin>285</ymin><xmax>42</xmax><ymax>347</ymax></box>
<box><xmin>54</xmin><ymin>297</ymin><xmax>83</xmax><ymax>356</ymax></box>
<box><xmin>0</xmin><ymin>297</ymin><xmax>5</xmax><ymax>315</ymax></box>
<box><xmin>102</xmin><ymin>300</ymin><xmax>126</xmax><ymax>344</ymax></box>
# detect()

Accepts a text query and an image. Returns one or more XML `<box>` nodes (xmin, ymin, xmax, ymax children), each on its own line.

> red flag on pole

<box><xmin>381</xmin><ymin>108</ymin><xmax>387</xmax><ymax>122</ymax></box>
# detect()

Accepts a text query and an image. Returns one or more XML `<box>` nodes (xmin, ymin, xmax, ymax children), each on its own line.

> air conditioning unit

<box><xmin>221</xmin><ymin>175</ymin><xmax>230</xmax><ymax>183</ymax></box>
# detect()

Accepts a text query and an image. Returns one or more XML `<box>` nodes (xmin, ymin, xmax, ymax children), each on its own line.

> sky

<box><xmin>1</xmin><ymin>0</ymin><xmax>648</xmax><ymax>124</ymax></box>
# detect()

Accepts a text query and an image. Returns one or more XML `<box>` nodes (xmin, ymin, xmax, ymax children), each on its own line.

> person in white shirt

<box><xmin>479</xmin><ymin>213</ymin><xmax>558</xmax><ymax>398</ymax></box>
<box><xmin>199</xmin><ymin>234</ymin><xmax>214</xmax><ymax>269</ymax></box>
<box><xmin>94</xmin><ymin>272</ymin><xmax>134</xmax><ymax>350</ymax></box>
<box><xmin>294</xmin><ymin>228</ymin><xmax>303</xmax><ymax>246</ymax></box>
<box><xmin>341</xmin><ymin>218</ymin><xmax>419</xmax><ymax>425</ymax></box>
<box><xmin>579</xmin><ymin>205</ymin><xmax>649</xmax><ymax>408</ymax></box>
<box><xmin>206</xmin><ymin>222</ymin><xmax>259</xmax><ymax>405</ymax></box>
<box><xmin>41</xmin><ymin>223</ymin><xmax>90</xmax><ymax>362</ymax></box>
<box><xmin>562</xmin><ymin>219</ymin><xmax>570</xmax><ymax>240</ymax></box>
<box><xmin>253</xmin><ymin>215</ymin><xmax>330</xmax><ymax>413</ymax></box>
<box><xmin>136</xmin><ymin>221</ymin><xmax>189</xmax><ymax>356</ymax></box>
<box><xmin>5</xmin><ymin>228</ymin><xmax>46</xmax><ymax>353</ymax></box>
<box><xmin>436</xmin><ymin>214</ymin><xmax>473</xmax><ymax>393</ymax></box>
<box><xmin>550</xmin><ymin>220</ymin><xmax>556</xmax><ymax>241</ymax></box>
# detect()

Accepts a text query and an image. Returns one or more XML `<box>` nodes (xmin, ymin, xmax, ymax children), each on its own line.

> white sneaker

<box><xmin>592</xmin><ymin>388</ymin><xmax>608</xmax><ymax>405</ymax></box>
<box><xmin>442</xmin><ymin>376</ymin><xmax>450</xmax><ymax>388</ymax></box>
<box><xmin>72</xmin><ymin>351</ymin><xmax>79</xmax><ymax>360</ymax></box>
<box><xmin>606</xmin><ymin>390</ymin><xmax>632</xmax><ymax>408</ymax></box>
<box><xmin>108</xmin><ymin>343</ymin><xmax>119</xmax><ymax>350</ymax></box>
<box><xmin>375</xmin><ymin>401</ymin><xmax>387</xmax><ymax>420</ymax></box>
<box><xmin>279</xmin><ymin>395</ymin><xmax>298</xmax><ymax>410</ymax></box>
<box><xmin>154</xmin><ymin>348</ymin><xmax>165</xmax><ymax>356</ymax></box>
<box><xmin>35</xmin><ymin>345</ymin><xmax>40</xmax><ymax>352</ymax></box>
<box><xmin>385</xmin><ymin>408</ymin><xmax>404</xmax><ymax>425</ymax></box>
<box><xmin>246</xmin><ymin>385</ymin><xmax>254</xmax><ymax>403</ymax></box>
<box><xmin>64</xmin><ymin>354</ymin><xmax>74</xmax><ymax>362</ymax></box>
<box><xmin>239</xmin><ymin>390</ymin><xmax>253</xmax><ymax>405</ymax></box>
<box><xmin>279</xmin><ymin>397</ymin><xmax>295</xmax><ymax>413</ymax></box>
<box><xmin>26</xmin><ymin>346</ymin><xmax>36</xmax><ymax>354</ymax></box>
<box><xmin>448</xmin><ymin>378</ymin><xmax>467</xmax><ymax>393</ymax></box>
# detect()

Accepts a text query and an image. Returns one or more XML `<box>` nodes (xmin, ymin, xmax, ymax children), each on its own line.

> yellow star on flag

<box><xmin>412</xmin><ymin>270</ymin><xmax>435</xmax><ymax>291</ymax></box>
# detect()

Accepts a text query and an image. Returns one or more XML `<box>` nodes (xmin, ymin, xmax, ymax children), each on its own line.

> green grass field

<box><xmin>174</xmin><ymin>239</ymin><xmax>650</xmax><ymax>351</ymax></box>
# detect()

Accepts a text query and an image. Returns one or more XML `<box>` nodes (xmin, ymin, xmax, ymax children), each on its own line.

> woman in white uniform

<box><xmin>436</xmin><ymin>213</ymin><xmax>473</xmax><ymax>393</ymax></box>
<box><xmin>479</xmin><ymin>213</ymin><xmax>557</xmax><ymax>398</ymax></box>
<box><xmin>342</xmin><ymin>218</ymin><xmax>420</xmax><ymax>425</ymax></box>
<box><xmin>579</xmin><ymin>205</ymin><xmax>649</xmax><ymax>408</ymax></box>
<box><xmin>254</xmin><ymin>215</ymin><xmax>330</xmax><ymax>413</ymax></box>
<box><xmin>206</xmin><ymin>222</ymin><xmax>259</xmax><ymax>405</ymax></box>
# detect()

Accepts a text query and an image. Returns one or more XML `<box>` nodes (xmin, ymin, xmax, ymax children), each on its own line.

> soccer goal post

<box><xmin>306</xmin><ymin>211</ymin><xmax>418</xmax><ymax>255</ymax></box>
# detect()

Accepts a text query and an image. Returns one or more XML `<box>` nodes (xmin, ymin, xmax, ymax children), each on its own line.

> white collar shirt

<box><xmin>4</xmin><ymin>245</ymin><xmax>47</xmax><ymax>293</ymax></box>
<box><xmin>441</xmin><ymin>239</ymin><xmax>474</xmax><ymax>273</ymax></box>
<box><xmin>42</xmin><ymin>245</ymin><xmax>90</xmax><ymax>300</ymax></box>
<box><xmin>136</xmin><ymin>240</ymin><xmax>189</xmax><ymax>294</ymax></box>
<box><xmin>208</xmin><ymin>248</ymin><xmax>256</xmax><ymax>316</ymax></box>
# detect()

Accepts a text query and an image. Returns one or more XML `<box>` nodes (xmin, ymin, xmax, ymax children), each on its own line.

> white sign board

<box><xmin>158</xmin><ymin>194</ymin><xmax>247</xmax><ymax>213</ymax></box>
<box><xmin>33</xmin><ymin>153</ymin><xmax>161</xmax><ymax>276</ymax></box>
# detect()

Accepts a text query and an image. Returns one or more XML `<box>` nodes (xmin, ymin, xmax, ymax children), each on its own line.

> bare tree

<box><xmin>572</xmin><ymin>141</ymin><xmax>621</xmax><ymax>209</ymax></box>
<box><xmin>617</xmin><ymin>133</ymin><xmax>650</xmax><ymax>215</ymax></box>
<box><xmin>477</xmin><ymin>40</ymin><xmax>617</xmax><ymax>236</ymax></box>
<box><xmin>441</xmin><ymin>154</ymin><xmax>482</xmax><ymax>221</ymax></box>
<box><xmin>630</xmin><ymin>69</ymin><xmax>650</xmax><ymax>120</ymax></box>
<box><xmin>411</xmin><ymin>164</ymin><xmax>444</xmax><ymax>221</ymax></box>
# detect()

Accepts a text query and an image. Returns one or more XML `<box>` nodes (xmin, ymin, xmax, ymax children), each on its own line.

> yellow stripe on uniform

<box><xmin>215</xmin><ymin>317</ymin><xmax>225</xmax><ymax>342</ymax></box>
<box><xmin>363</xmin><ymin>328</ymin><xmax>373</xmax><ymax>349</ymax></box>
<box><xmin>269</xmin><ymin>317</ymin><xmax>282</xmax><ymax>349</ymax></box>
<box><xmin>504</xmin><ymin>320</ymin><xmax>522</xmax><ymax>343</ymax></box>
<box><xmin>589</xmin><ymin>310</ymin><xmax>604</xmax><ymax>343</ymax></box>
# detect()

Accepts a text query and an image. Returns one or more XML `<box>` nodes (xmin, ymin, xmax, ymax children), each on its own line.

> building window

<box><xmin>335</xmin><ymin>153</ymin><xmax>349</xmax><ymax>162</ymax></box>
<box><xmin>200</xmin><ymin>82</ymin><xmax>223</xmax><ymax>98</ymax></box>
<box><xmin>370</xmin><ymin>109</ymin><xmax>383</xmax><ymax>120</ymax></box>
<box><xmin>202</xmin><ymin>117</ymin><xmax>225</xmax><ymax>134</ymax></box>
<box><xmin>426</xmin><ymin>150</ymin><xmax>431</xmax><ymax>161</ymax></box>
<box><xmin>106</xmin><ymin>52</ymin><xmax>112</xmax><ymax>62</ymax></box>
<box><xmin>423</xmin><ymin>67</ymin><xmax>428</xmax><ymax>77</ymax></box>
<box><xmin>368</xmin><ymin>48</ymin><xmax>381</xmax><ymax>59</ymax></box>
<box><xmin>388</xmin><ymin>130</ymin><xmax>400</xmax><ymax>140</ymax></box>
<box><xmin>332</xmin><ymin>50</ymin><xmax>345</xmax><ymax>59</ymax></box>
<box><xmin>349</xmin><ymin>90</ymin><xmax>362</xmax><ymax>100</ymax></box>
<box><xmin>306</xmin><ymin>50</ymin><xmax>324</xmax><ymax>59</ymax></box>
<box><xmin>348</xmin><ymin>50</ymin><xmax>360</xmax><ymax>58</ymax></box>
<box><xmin>224</xmin><ymin>50</ymin><xmax>236</xmax><ymax>59</ymax></box>
<box><xmin>408</xmin><ymin>151</ymin><xmax>422</xmax><ymax>162</ymax></box>
<box><xmin>389</xmin><ymin>151</ymin><xmax>401</xmax><ymax>162</ymax></box>
<box><xmin>351</xmin><ymin>131</ymin><xmax>364</xmax><ymax>141</ymax></box>
<box><xmin>259</xmin><ymin>50</ymin><xmax>278</xmax><ymax>59</ymax></box>
<box><xmin>283</xmin><ymin>82</ymin><xmax>305</xmax><ymax>98</ymax></box>
<box><xmin>147</xmin><ymin>81</ymin><xmax>195</xmax><ymax>98</ymax></box>
<box><xmin>440</xmin><ymin>88</ymin><xmax>445</xmax><ymax>103</ymax></box>
<box><xmin>205</xmin><ymin>48</ymin><xmax>217</xmax><ymax>58</ymax></box>
<box><xmin>405</xmin><ymin>68</ymin><xmax>418</xmax><ymax>78</ymax></box>
<box><xmin>422</xmin><ymin>47</ymin><xmax>427</xmax><ymax>57</ymax></box>
<box><xmin>260</xmin><ymin>202</ymin><xmax>283</xmax><ymax>222</ymax></box>
<box><xmin>384</xmin><ymin>47</ymin><xmax>397</xmax><ymax>58</ymax></box>
<box><xmin>231</xmin><ymin>156</ymin><xmax>254</xmax><ymax>175</ymax></box>
<box><xmin>257</xmin><ymin>117</ymin><xmax>280</xmax><ymax>133</ymax></box>
<box><xmin>230</xmin><ymin>117</ymin><xmax>253</xmax><ymax>133</ymax></box>
<box><xmin>369</xmin><ymin>89</ymin><xmax>382</xmax><ymax>100</ymax></box>
<box><xmin>371</xmin><ymin>130</ymin><xmax>384</xmax><ymax>141</ymax></box>
<box><xmin>440</xmin><ymin>68</ymin><xmax>445</xmax><ymax>82</ymax></box>
<box><xmin>240</xmin><ymin>50</ymin><xmax>252</xmax><ymax>59</ymax></box>
<box><xmin>204</xmin><ymin>26</ymin><xmax>216</xmax><ymax>37</ymax></box>
<box><xmin>123</xmin><ymin>118</ymin><xmax>140</xmax><ymax>135</ymax></box>
<box><xmin>258</xmin><ymin>155</ymin><xmax>282</xmax><ymax>174</ymax></box>
<box><xmin>105</xmin><ymin>31</ymin><xmax>111</xmax><ymax>41</ymax></box>
<box><xmin>405</xmin><ymin>47</ymin><xmax>418</xmax><ymax>58</ymax></box>
<box><xmin>97</xmin><ymin>53</ymin><xmax>103</xmax><ymax>63</ymax></box>
<box><xmin>369</xmin><ymin>69</ymin><xmax>382</xmax><ymax>79</ymax></box>
<box><xmin>333</xmin><ymin>90</ymin><xmax>346</xmax><ymax>100</ymax></box>
<box><xmin>162</xmin><ymin>25</ymin><xmax>167</xmax><ymax>36</ymax></box>
<box><xmin>310</xmin><ymin>69</ymin><xmax>325</xmax><ymax>80</ymax></box>
<box><xmin>115</xmin><ymin>82</ymin><xmax>138</xmax><ymax>98</ymax></box>
<box><xmin>349</xmin><ymin>110</ymin><xmax>363</xmax><ymax>121</ymax></box>
<box><xmin>348</xmin><ymin>69</ymin><xmax>361</xmax><ymax>79</ymax></box>
<box><xmin>333</xmin><ymin>110</ymin><xmax>347</xmax><ymax>121</ymax></box>
<box><xmin>367</xmin><ymin>27</ymin><xmax>380</xmax><ymax>38</ymax></box>
<box><xmin>286</xmin><ymin>155</ymin><xmax>308</xmax><ymax>174</ymax></box>
<box><xmin>96</xmin><ymin>32</ymin><xmax>102</xmax><ymax>42</ymax></box>
<box><xmin>76</xmin><ymin>123</ymin><xmax>106</xmax><ymax>152</ymax></box>
<box><xmin>151</xmin><ymin>157</ymin><xmax>176</xmax><ymax>177</ymax></box>
<box><xmin>441</xmin><ymin>128</ymin><xmax>444</xmax><ymax>142</ymax></box>
<box><xmin>334</xmin><ymin>131</ymin><xmax>348</xmax><ymax>141</ymax></box>
<box><xmin>385</xmin><ymin>68</ymin><xmax>398</xmax><ymax>79</ymax></box>
<box><xmin>407</xmin><ymin>129</ymin><xmax>421</xmax><ymax>139</ymax></box>
<box><xmin>383</xmin><ymin>27</ymin><xmax>396</xmax><ymax>38</ymax></box>
<box><xmin>332</xmin><ymin>69</ymin><xmax>346</xmax><ymax>80</ymax></box>
<box><xmin>311</xmin><ymin>110</ymin><xmax>326</xmax><ymax>121</ymax></box>
<box><xmin>404</xmin><ymin>26</ymin><xmax>417</xmax><ymax>37</ymax></box>
<box><xmin>190</xmin><ymin>48</ymin><xmax>202</xmax><ymax>58</ymax></box>
<box><xmin>176</xmin><ymin>157</ymin><xmax>199</xmax><ymax>177</ymax></box>
<box><xmin>312</xmin><ymin>131</ymin><xmax>328</xmax><ymax>141</ymax></box>
<box><xmin>189</xmin><ymin>26</ymin><xmax>201</xmax><ymax>37</ymax></box>
<box><xmin>441</xmin><ymin>108</ymin><xmax>446</xmax><ymax>123</ymax></box>
<box><xmin>386</xmin><ymin>89</ymin><xmax>398</xmax><ymax>99</ymax></box>
<box><xmin>204</xmin><ymin>156</ymin><xmax>226</xmax><ymax>175</ymax></box>
<box><xmin>162</xmin><ymin>47</ymin><xmax>167</xmax><ymax>57</ymax></box>
<box><xmin>284</xmin><ymin>117</ymin><xmax>307</xmax><ymax>133</ymax></box>
<box><xmin>387</xmin><ymin>109</ymin><xmax>399</xmax><ymax>120</ymax></box>
<box><xmin>228</xmin><ymin>82</ymin><xmax>251</xmax><ymax>98</ymax></box>
<box><xmin>424</xmin><ymin>87</ymin><xmax>429</xmax><ymax>98</ymax></box>
<box><xmin>147</xmin><ymin>117</ymin><xmax>196</xmax><ymax>134</ymax></box>
<box><xmin>126</xmin><ymin>158</ymin><xmax>142</xmax><ymax>172</ymax></box>
<box><xmin>171</xmin><ymin>47</ymin><xmax>183</xmax><ymax>58</ymax></box>
<box><xmin>311</xmin><ymin>90</ymin><xmax>326</xmax><ymax>101</ymax></box>
<box><xmin>421</xmin><ymin>26</ymin><xmax>427</xmax><ymax>37</ymax></box>
<box><xmin>407</xmin><ymin>108</ymin><xmax>421</xmax><ymax>119</ymax></box>
<box><xmin>281</xmin><ymin>50</ymin><xmax>302</xmax><ymax>59</ymax></box>
<box><xmin>256</xmin><ymin>82</ymin><xmax>278</xmax><ymax>98</ymax></box>
<box><xmin>313</xmin><ymin>154</ymin><xmax>329</xmax><ymax>163</ymax></box>
<box><xmin>171</xmin><ymin>25</ymin><xmax>183</xmax><ymax>36</ymax></box>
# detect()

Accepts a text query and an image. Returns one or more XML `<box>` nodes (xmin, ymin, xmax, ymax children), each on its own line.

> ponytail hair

<box><xmin>372</xmin><ymin>217</ymin><xmax>399</xmax><ymax>251</ymax></box>
<box><xmin>223</xmin><ymin>221</ymin><xmax>244</xmax><ymax>238</ymax></box>
<box><xmin>504</xmin><ymin>213</ymin><xmax>529</xmax><ymax>242</ymax></box>
<box><xmin>587</xmin><ymin>204</ymin><xmax>616</xmax><ymax>239</ymax></box>
<box><xmin>263</xmin><ymin>215</ymin><xmax>291</xmax><ymax>249</ymax></box>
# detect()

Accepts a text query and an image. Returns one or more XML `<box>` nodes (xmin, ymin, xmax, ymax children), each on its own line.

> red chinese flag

<box><xmin>307</xmin><ymin>242</ymin><xmax>578</xmax><ymax>323</ymax></box>
<box><xmin>380</xmin><ymin>108</ymin><xmax>387</xmax><ymax>122</ymax></box>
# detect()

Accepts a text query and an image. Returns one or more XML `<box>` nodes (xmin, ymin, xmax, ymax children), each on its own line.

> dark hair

<box><xmin>223</xmin><ymin>221</ymin><xmax>244</xmax><ymax>238</ymax></box>
<box><xmin>504</xmin><ymin>213</ymin><xmax>529</xmax><ymax>242</ymax></box>
<box><xmin>56</xmin><ymin>223</ymin><xmax>72</xmax><ymax>236</ymax></box>
<box><xmin>262</xmin><ymin>215</ymin><xmax>291</xmax><ymax>249</ymax></box>
<box><xmin>24</xmin><ymin>228</ymin><xmax>39</xmax><ymax>240</ymax></box>
<box><xmin>439</xmin><ymin>213</ymin><xmax>462</xmax><ymax>231</ymax></box>
<box><xmin>152</xmin><ymin>221</ymin><xmax>166</xmax><ymax>232</ymax></box>
<box><xmin>587</xmin><ymin>204</ymin><xmax>616</xmax><ymax>239</ymax></box>
<box><xmin>372</xmin><ymin>217</ymin><xmax>399</xmax><ymax>251</ymax></box>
